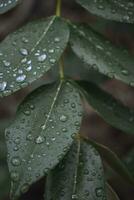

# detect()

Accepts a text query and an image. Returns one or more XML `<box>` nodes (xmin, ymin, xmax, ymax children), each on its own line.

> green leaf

<box><xmin>5</xmin><ymin>81</ymin><xmax>82</xmax><ymax>199</ymax></box>
<box><xmin>45</xmin><ymin>140</ymin><xmax>106</xmax><ymax>200</ymax></box>
<box><xmin>75</xmin><ymin>80</ymin><xmax>134</xmax><ymax>135</ymax></box>
<box><xmin>70</xmin><ymin>24</ymin><xmax>134</xmax><ymax>87</ymax></box>
<box><xmin>83</xmin><ymin>137</ymin><xmax>134</xmax><ymax>185</ymax></box>
<box><xmin>64</xmin><ymin>48</ymin><xmax>108</xmax><ymax>84</ymax></box>
<box><xmin>106</xmin><ymin>184</ymin><xmax>120</xmax><ymax>200</ymax></box>
<box><xmin>0</xmin><ymin>0</ymin><xmax>20</xmax><ymax>14</ymax></box>
<box><xmin>76</xmin><ymin>0</ymin><xmax>134</xmax><ymax>24</ymax></box>
<box><xmin>0</xmin><ymin>127</ymin><xmax>10</xmax><ymax>199</ymax></box>
<box><xmin>0</xmin><ymin>16</ymin><xmax>69</xmax><ymax>97</ymax></box>
<box><xmin>124</xmin><ymin>148</ymin><xmax>134</xmax><ymax>177</ymax></box>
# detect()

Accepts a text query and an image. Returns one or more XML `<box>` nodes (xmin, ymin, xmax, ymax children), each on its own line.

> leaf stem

<box><xmin>56</xmin><ymin>0</ymin><xmax>65</xmax><ymax>80</ymax></box>
<box><xmin>59</xmin><ymin>56</ymin><xmax>65</xmax><ymax>80</ymax></box>
<box><xmin>56</xmin><ymin>0</ymin><xmax>62</xmax><ymax>17</ymax></box>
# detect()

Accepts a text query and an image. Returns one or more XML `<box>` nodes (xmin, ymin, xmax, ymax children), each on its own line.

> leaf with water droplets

<box><xmin>82</xmin><ymin>137</ymin><xmax>134</xmax><ymax>185</ymax></box>
<box><xmin>5</xmin><ymin>81</ymin><xmax>82</xmax><ymax>199</ymax></box>
<box><xmin>76</xmin><ymin>81</ymin><xmax>134</xmax><ymax>135</ymax></box>
<box><xmin>0</xmin><ymin>125</ymin><xmax>10</xmax><ymax>199</ymax></box>
<box><xmin>45</xmin><ymin>140</ymin><xmax>106</xmax><ymax>200</ymax></box>
<box><xmin>70</xmin><ymin>24</ymin><xmax>134</xmax><ymax>87</ymax></box>
<box><xmin>0</xmin><ymin>0</ymin><xmax>20</xmax><ymax>14</ymax></box>
<box><xmin>124</xmin><ymin>148</ymin><xmax>134</xmax><ymax>177</ymax></box>
<box><xmin>0</xmin><ymin>16</ymin><xmax>69</xmax><ymax>97</ymax></box>
<box><xmin>76</xmin><ymin>0</ymin><xmax>134</xmax><ymax>23</ymax></box>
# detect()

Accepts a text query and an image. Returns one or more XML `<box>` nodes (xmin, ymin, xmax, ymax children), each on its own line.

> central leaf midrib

<box><xmin>72</xmin><ymin>140</ymin><xmax>81</xmax><ymax>198</ymax></box>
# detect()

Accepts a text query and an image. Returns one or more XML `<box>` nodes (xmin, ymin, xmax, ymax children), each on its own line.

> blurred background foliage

<box><xmin>0</xmin><ymin>0</ymin><xmax>134</xmax><ymax>199</ymax></box>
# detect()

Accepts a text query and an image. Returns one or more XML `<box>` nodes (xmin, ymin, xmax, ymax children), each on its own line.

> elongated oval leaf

<box><xmin>77</xmin><ymin>81</ymin><xmax>134</xmax><ymax>134</ymax></box>
<box><xmin>124</xmin><ymin>148</ymin><xmax>134</xmax><ymax>177</ymax></box>
<box><xmin>76</xmin><ymin>0</ymin><xmax>134</xmax><ymax>24</ymax></box>
<box><xmin>0</xmin><ymin>0</ymin><xmax>20</xmax><ymax>14</ymax></box>
<box><xmin>76</xmin><ymin>81</ymin><xmax>134</xmax><ymax>135</ymax></box>
<box><xmin>0</xmin><ymin>16</ymin><xmax>69</xmax><ymax>97</ymax></box>
<box><xmin>83</xmin><ymin>137</ymin><xmax>134</xmax><ymax>185</ymax></box>
<box><xmin>70</xmin><ymin>24</ymin><xmax>134</xmax><ymax>87</ymax></box>
<box><xmin>45</xmin><ymin>140</ymin><xmax>106</xmax><ymax>200</ymax></box>
<box><xmin>5</xmin><ymin>81</ymin><xmax>82</xmax><ymax>199</ymax></box>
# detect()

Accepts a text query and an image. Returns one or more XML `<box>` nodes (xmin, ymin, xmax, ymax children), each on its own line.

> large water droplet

<box><xmin>11</xmin><ymin>157</ymin><xmax>21</xmax><ymax>166</ymax></box>
<box><xmin>11</xmin><ymin>171</ymin><xmax>20</xmax><ymax>182</ymax></box>
<box><xmin>37</xmin><ymin>54</ymin><xmax>47</xmax><ymax>62</ymax></box>
<box><xmin>35</xmin><ymin>136</ymin><xmax>45</xmax><ymax>144</ymax></box>
<box><xmin>16</xmin><ymin>74</ymin><xmax>26</xmax><ymax>82</ymax></box>
<box><xmin>60</xmin><ymin>115</ymin><xmax>68</xmax><ymax>122</ymax></box>
<box><xmin>20</xmin><ymin>48</ymin><xmax>28</xmax><ymax>56</ymax></box>
<box><xmin>0</xmin><ymin>81</ymin><xmax>7</xmax><ymax>91</ymax></box>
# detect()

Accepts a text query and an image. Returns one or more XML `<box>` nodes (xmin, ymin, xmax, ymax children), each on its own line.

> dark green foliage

<box><xmin>0</xmin><ymin>0</ymin><xmax>133</xmax><ymax>199</ymax></box>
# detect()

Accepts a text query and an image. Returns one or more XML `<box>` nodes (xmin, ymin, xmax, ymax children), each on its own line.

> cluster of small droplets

<box><xmin>78</xmin><ymin>0</ymin><xmax>134</xmax><ymax>23</ymax></box>
<box><xmin>0</xmin><ymin>0</ymin><xmax>18</xmax><ymax>8</ymax></box>
<box><xmin>0</xmin><ymin>33</ymin><xmax>61</xmax><ymax>96</ymax></box>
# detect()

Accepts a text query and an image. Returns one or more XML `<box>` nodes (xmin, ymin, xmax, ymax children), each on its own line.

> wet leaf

<box><xmin>45</xmin><ymin>140</ymin><xmax>106</xmax><ymax>200</ymax></box>
<box><xmin>0</xmin><ymin>0</ymin><xmax>20</xmax><ymax>14</ymax></box>
<box><xmin>70</xmin><ymin>24</ymin><xmax>134</xmax><ymax>87</ymax></box>
<box><xmin>5</xmin><ymin>81</ymin><xmax>82</xmax><ymax>199</ymax></box>
<box><xmin>76</xmin><ymin>81</ymin><xmax>134</xmax><ymax>135</ymax></box>
<box><xmin>0</xmin><ymin>16</ymin><xmax>69</xmax><ymax>97</ymax></box>
<box><xmin>83</xmin><ymin>137</ymin><xmax>134</xmax><ymax>185</ymax></box>
<box><xmin>124</xmin><ymin>148</ymin><xmax>134</xmax><ymax>177</ymax></box>
<box><xmin>76</xmin><ymin>0</ymin><xmax>134</xmax><ymax>23</ymax></box>
<box><xmin>0</xmin><ymin>123</ymin><xmax>10</xmax><ymax>199</ymax></box>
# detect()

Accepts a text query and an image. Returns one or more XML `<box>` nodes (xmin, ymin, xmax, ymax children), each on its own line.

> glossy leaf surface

<box><xmin>70</xmin><ymin>24</ymin><xmax>134</xmax><ymax>87</ymax></box>
<box><xmin>6</xmin><ymin>81</ymin><xmax>82</xmax><ymax>199</ymax></box>
<box><xmin>76</xmin><ymin>0</ymin><xmax>134</xmax><ymax>23</ymax></box>
<box><xmin>0</xmin><ymin>16</ymin><xmax>69</xmax><ymax>97</ymax></box>
<box><xmin>45</xmin><ymin>140</ymin><xmax>106</xmax><ymax>200</ymax></box>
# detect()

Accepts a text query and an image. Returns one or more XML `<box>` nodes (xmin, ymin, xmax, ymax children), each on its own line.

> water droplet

<box><xmin>16</xmin><ymin>74</ymin><xmax>26</xmax><ymax>82</ymax></box>
<box><xmin>35</xmin><ymin>136</ymin><xmax>45</xmax><ymax>144</ymax></box>
<box><xmin>60</xmin><ymin>115</ymin><xmax>67</xmax><ymax>122</ymax></box>
<box><xmin>11</xmin><ymin>157</ymin><xmax>21</xmax><ymax>166</ymax></box>
<box><xmin>0</xmin><ymin>81</ymin><xmax>7</xmax><ymax>91</ymax></box>
<box><xmin>50</xmin><ymin>58</ymin><xmax>56</xmax><ymax>64</ymax></box>
<box><xmin>95</xmin><ymin>187</ymin><xmax>103</xmax><ymax>197</ymax></box>
<box><xmin>54</xmin><ymin>37</ymin><xmax>60</xmax><ymax>42</ymax></box>
<box><xmin>62</xmin><ymin>128</ymin><xmax>67</xmax><ymax>132</ymax></box>
<box><xmin>121</xmin><ymin>69</ymin><xmax>129</xmax><ymax>75</ymax></box>
<box><xmin>20</xmin><ymin>48</ymin><xmax>28</xmax><ymax>56</ymax></box>
<box><xmin>38</xmin><ymin>54</ymin><xmax>47</xmax><ymax>62</ymax></box>
<box><xmin>21</xmin><ymin>183</ymin><xmax>29</xmax><ymax>194</ymax></box>
<box><xmin>3</xmin><ymin>60</ymin><xmax>11</xmax><ymax>67</ymax></box>
<box><xmin>72</xmin><ymin>194</ymin><xmax>78</xmax><ymax>199</ymax></box>
<box><xmin>11</xmin><ymin>171</ymin><xmax>19</xmax><ymax>182</ymax></box>
<box><xmin>26</xmin><ymin>134</ymin><xmax>33</xmax><ymax>141</ymax></box>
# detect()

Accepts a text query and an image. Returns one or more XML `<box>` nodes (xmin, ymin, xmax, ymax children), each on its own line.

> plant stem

<box><xmin>56</xmin><ymin>0</ymin><xmax>65</xmax><ymax>80</ymax></box>
<box><xmin>59</xmin><ymin>56</ymin><xmax>64</xmax><ymax>80</ymax></box>
<box><xmin>56</xmin><ymin>0</ymin><xmax>62</xmax><ymax>17</ymax></box>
